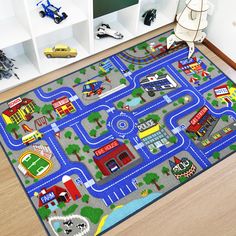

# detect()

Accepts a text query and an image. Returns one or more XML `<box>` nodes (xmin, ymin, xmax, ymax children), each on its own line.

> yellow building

<box><xmin>2</xmin><ymin>98</ymin><xmax>36</xmax><ymax>125</ymax></box>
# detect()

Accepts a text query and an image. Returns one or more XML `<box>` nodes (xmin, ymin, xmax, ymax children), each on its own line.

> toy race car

<box><xmin>96</xmin><ymin>24</ymin><xmax>124</xmax><ymax>40</ymax></box>
<box><xmin>44</xmin><ymin>44</ymin><xmax>77</xmax><ymax>58</ymax></box>
<box><xmin>142</xmin><ymin>9</ymin><xmax>157</xmax><ymax>26</ymax></box>
<box><xmin>37</xmin><ymin>0</ymin><xmax>68</xmax><ymax>24</ymax></box>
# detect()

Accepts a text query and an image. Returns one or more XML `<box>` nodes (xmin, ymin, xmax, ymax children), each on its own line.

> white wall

<box><xmin>177</xmin><ymin>0</ymin><xmax>236</xmax><ymax>62</ymax></box>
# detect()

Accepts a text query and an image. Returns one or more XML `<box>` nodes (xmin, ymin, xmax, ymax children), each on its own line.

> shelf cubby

<box><xmin>36</xmin><ymin>22</ymin><xmax>90</xmax><ymax>74</ymax></box>
<box><xmin>93</xmin><ymin>4</ymin><xmax>139</xmax><ymax>54</ymax></box>
<box><xmin>137</xmin><ymin>0</ymin><xmax>179</xmax><ymax>36</ymax></box>
<box><xmin>26</xmin><ymin>0</ymin><xmax>89</xmax><ymax>37</ymax></box>
<box><xmin>0</xmin><ymin>0</ymin><xmax>31</xmax><ymax>49</ymax></box>
<box><xmin>0</xmin><ymin>40</ymin><xmax>40</xmax><ymax>91</ymax></box>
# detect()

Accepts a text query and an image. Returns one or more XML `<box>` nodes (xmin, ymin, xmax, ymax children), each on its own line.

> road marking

<box><xmin>126</xmin><ymin>185</ymin><xmax>131</xmax><ymax>192</ymax></box>
<box><xmin>189</xmin><ymin>146</ymin><xmax>208</xmax><ymax>167</ymax></box>
<box><xmin>108</xmin><ymin>195</ymin><xmax>113</xmax><ymax>203</ymax></box>
<box><xmin>167</xmin><ymin>65</ymin><xmax>189</xmax><ymax>87</ymax></box>
<box><xmin>84</xmin><ymin>179</ymin><xmax>95</xmax><ymax>188</ymax></box>
<box><xmin>36</xmin><ymin>88</ymin><xmax>82</xmax><ymax>110</ymax></box>
<box><xmin>198</xmin><ymin>75</ymin><xmax>227</xmax><ymax>92</ymax></box>
<box><xmin>48</xmin><ymin>137</ymin><xmax>67</xmax><ymax>166</ymax></box>
<box><xmin>114</xmin><ymin>192</ymin><xmax>119</xmax><ymax>200</ymax></box>
<box><xmin>120</xmin><ymin>188</ymin><xmax>125</xmax><ymax>196</ymax></box>
<box><xmin>205</xmin><ymin>133</ymin><xmax>236</xmax><ymax>154</ymax></box>
<box><xmin>73</xmin><ymin>124</ymin><xmax>113</xmax><ymax>146</ymax></box>
<box><xmin>0</xmin><ymin>123</ymin><xmax>24</xmax><ymax>148</ymax></box>
<box><xmin>102</xmin><ymin>199</ymin><xmax>108</xmax><ymax>207</ymax></box>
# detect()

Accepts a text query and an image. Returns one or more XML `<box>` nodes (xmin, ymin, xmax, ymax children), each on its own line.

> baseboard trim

<box><xmin>203</xmin><ymin>39</ymin><xmax>236</xmax><ymax>70</ymax></box>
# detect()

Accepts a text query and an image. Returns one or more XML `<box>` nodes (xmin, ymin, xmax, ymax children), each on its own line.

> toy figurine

<box><xmin>0</xmin><ymin>50</ymin><xmax>19</xmax><ymax>80</ymax></box>
<box><xmin>142</xmin><ymin>9</ymin><xmax>157</xmax><ymax>26</ymax></box>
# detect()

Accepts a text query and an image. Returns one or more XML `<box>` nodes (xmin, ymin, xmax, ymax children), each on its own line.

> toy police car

<box><xmin>96</xmin><ymin>24</ymin><xmax>124</xmax><ymax>40</ymax></box>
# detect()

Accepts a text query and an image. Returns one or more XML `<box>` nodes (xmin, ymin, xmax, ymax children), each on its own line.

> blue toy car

<box><xmin>37</xmin><ymin>0</ymin><xmax>68</xmax><ymax>24</ymax></box>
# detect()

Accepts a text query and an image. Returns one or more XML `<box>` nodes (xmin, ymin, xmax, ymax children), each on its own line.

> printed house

<box><xmin>52</xmin><ymin>96</ymin><xmax>76</xmax><ymax>117</ymax></box>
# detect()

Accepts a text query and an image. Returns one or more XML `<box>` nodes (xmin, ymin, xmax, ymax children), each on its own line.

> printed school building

<box><xmin>2</xmin><ymin>97</ymin><xmax>36</xmax><ymax>125</ymax></box>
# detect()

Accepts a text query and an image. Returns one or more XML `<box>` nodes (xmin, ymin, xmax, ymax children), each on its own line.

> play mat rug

<box><xmin>0</xmin><ymin>30</ymin><xmax>236</xmax><ymax>236</ymax></box>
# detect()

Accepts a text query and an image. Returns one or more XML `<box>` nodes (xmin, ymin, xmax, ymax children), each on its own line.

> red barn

<box><xmin>62</xmin><ymin>175</ymin><xmax>81</xmax><ymax>201</ymax></box>
<box><xmin>38</xmin><ymin>185</ymin><xmax>70</xmax><ymax>209</ymax></box>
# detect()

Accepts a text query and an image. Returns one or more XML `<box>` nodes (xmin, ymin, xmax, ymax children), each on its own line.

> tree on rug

<box><xmin>6</xmin><ymin>123</ymin><xmax>20</xmax><ymax>139</ymax></box>
<box><xmin>66</xmin><ymin>144</ymin><xmax>81</xmax><ymax>161</ymax></box>
<box><xmin>143</xmin><ymin>173</ymin><xmax>164</xmax><ymax>191</ymax></box>
<box><xmin>88</xmin><ymin>112</ymin><xmax>103</xmax><ymax>128</ymax></box>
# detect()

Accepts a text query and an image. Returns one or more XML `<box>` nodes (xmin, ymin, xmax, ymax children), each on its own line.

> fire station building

<box><xmin>93</xmin><ymin>140</ymin><xmax>135</xmax><ymax>176</ymax></box>
<box><xmin>52</xmin><ymin>96</ymin><xmax>76</xmax><ymax>117</ymax></box>
<box><xmin>2</xmin><ymin>97</ymin><xmax>36</xmax><ymax>125</ymax></box>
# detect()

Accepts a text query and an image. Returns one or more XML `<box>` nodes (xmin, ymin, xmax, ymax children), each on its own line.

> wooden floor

<box><xmin>0</xmin><ymin>24</ymin><xmax>235</xmax><ymax>236</ymax></box>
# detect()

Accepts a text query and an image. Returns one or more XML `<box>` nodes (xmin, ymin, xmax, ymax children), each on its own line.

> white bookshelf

<box><xmin>0</xmin><ymin>0</ymin><xmax>179</xmax><ymax>93</ymax></box>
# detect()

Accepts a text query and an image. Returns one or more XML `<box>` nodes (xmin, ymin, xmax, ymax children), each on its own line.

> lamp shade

<box><xmin>186</xmin><ymin>0</ymin><xmax>209</xmax><ymax>11</ymax></box>
<box><xmin>176</xmin><ymin>10</ymin><xmax>208</xmax><ymax>30</ymax></box>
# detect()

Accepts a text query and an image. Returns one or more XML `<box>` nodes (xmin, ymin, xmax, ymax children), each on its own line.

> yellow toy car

<box><xmin>44</xmin><ymin>44</ymin><xmax>77</xmax><ymax>58</ymax></box>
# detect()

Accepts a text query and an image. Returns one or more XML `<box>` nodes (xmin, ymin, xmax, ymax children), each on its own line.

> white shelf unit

<box><xmin>0</xmin><ymin>0</ymin><xmax>179</xmax><ymax>93</ymax></box>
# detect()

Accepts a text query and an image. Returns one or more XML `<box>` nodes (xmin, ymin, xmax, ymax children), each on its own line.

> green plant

<box><xmin>65</xmin><ymin>144</ymin><xmax>81</xmax><ymax>161</ymax></box>
<box><xmin>62</xmin><ymin>204</ymin><xmax>78</xmax><ymax>216</ymax></box>
<box><xmin>88</xmin><ymin>112</ymin><xmax>102</xmax><ymax>127</ymax></box>
<box><xmin>80</xmin><ymin>207</ymin><xmax>104</xmax><ymax>224</ymax></box>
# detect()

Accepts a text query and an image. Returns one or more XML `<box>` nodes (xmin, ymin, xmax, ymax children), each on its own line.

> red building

<box><xmin>62</xmin><ymin>175</ymin><xmax>81</xmax><ymax>201</ymax></box>
<box><xmin>38</xmin><ymin>185</ymin><xmax>70</xmax><ymax>209</ymax></box>
<box><xmin>52</xmin><ymin>96</ymin><xmax>76</xmax><ymax>117</ymax></box>
<box><xmin>93</xmin><ymin>140</ymin><xmax>135</xmax><ymax>176</ymax></box>
<box><xmin>186</xmin><ymin>106</ymin><xmax>215</xmax><ymax>138</ymax></box>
